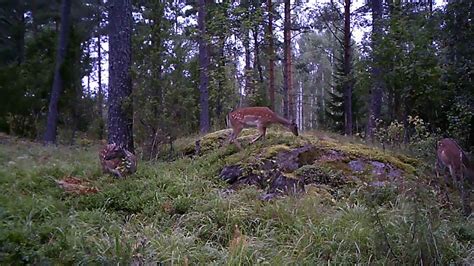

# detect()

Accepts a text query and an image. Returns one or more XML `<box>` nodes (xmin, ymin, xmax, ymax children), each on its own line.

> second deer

<box><xmin>435</xmin><ymin>138</ymin><xmax>473</xmax><ymax>216</ymax></box>
<box><xmin>226</xmin><ymin>107</ymin><xmax>298</xmax><ymax>149</ymax></box>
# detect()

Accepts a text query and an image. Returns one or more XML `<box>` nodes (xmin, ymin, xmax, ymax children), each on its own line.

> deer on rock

<box><xmin>226</xmin><ymin>107</ymin><xmax>298</xmax><ymax>149</ymax></box>
<box><xmin>435</xmin><ymin>138</ymin><xmax>473</xmax><ymax>216</ymax></box>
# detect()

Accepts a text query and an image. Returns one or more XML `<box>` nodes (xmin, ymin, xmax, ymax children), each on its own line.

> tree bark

<box><xmin>96</xmin><ymin>0</ymin><xmax>104</xmax><ymax>140</ymax></box>
<box><xmin>267</xmin><ymin>0</ymin><xmax>275</xmax><ymax>110</ymax></box>
<box><xmin>283</xmin><ymin>0</ymin><xmax>294</xmax><ymax>120</ymax></box>
<box><xmin>44</xmin><ymin>0</ymin><xmax>71</xmax><ymax>143</ymax></box>
<box><xmin>367</xmin><ymin>0</ymin><xmax>384</xmax><ymax>139</ymax></box>
<box><xmin>107</xmin><ymin>0</ymin><xmax>134</xmax><ymax>152</ymax></box>
<box><xmin>243</xmin><ymin>29</ymin><xmax>252</xmax><ymax>100</ymax></box>
<box><xmin>198</xmin><ymin>0</ymin><xmax>210</xmax><ymax>133</ymax></box>
<box><xmin>253</xmin><ymin>25</ymin><xmax>263</xmax><ymax>85</ymax></box>
<box><xmin>215</xmin><ymin>35</ymin><xmax>226</xmax><ymax>120</ymax></box>
<box><xmin>97</xmin><ymin>33</ymin><xmax>104</xmax><ymax>140</ymax></box>
<box><xmin>343</xmin><ymin>0</ymin><xmax>353</xmax><ymax>135</ymax></box>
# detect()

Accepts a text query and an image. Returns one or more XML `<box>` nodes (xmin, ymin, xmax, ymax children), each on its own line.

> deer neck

<box><xmin>273</xmin><ymin>114</ymin><xmax>292</xmax><ymax>127</ymax></box>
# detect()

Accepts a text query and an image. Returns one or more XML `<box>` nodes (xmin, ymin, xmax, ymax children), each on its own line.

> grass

<box><xmin>0</xmin><ymin>131</ymin><xmax>472</xmax><ymax>264</ymax></box>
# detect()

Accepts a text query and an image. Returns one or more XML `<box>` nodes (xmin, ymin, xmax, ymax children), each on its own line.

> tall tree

<box><xmin>283</xmin><ymin>0</ymin><xmax>294</xmax><ymax>120</ymax></box>
<box><xmin>342</xmin><ymin>0</ymin><xmax>353</xmax><ymax>135</ymax></box>
<box><xmin>108</xmin><ymin>0</ymin><xmax>134</xmax><ymax>152</ymax></box>
<box><xmin>96</xmin><ymin>0</ymin><xmax>104</xmax><ymax>140</ymax></box>
<box><xmin>198</xmin><ymin>0</ymin><xmax>210</xmax><ymax>133</ymax></box>
<box><xmin>266</xmin><ymin>0</ymin><xmax>275</xmax><ymax>109</ymax></box>
<box><xmin>44</xmin><ymin>0</ymin><xmax>71</xmax><ymax>143</ymax></box>
<box><xmin>367</xmin><ymin>0</ymin><xmax>384</xmax><ymax>139</ymax></box>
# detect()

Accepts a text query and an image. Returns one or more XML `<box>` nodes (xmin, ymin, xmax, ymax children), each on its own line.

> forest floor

<box><xmin>0</xmin><ymin>129</ymin><xmax>472</xmax><ymax>264</ymax></box>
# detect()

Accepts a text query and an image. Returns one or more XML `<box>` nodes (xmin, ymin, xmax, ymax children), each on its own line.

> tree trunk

<box><xmin>97</xmin><ymin>34</ymin><xmax>104</xmax><ymax>140</ymax></box>
<box><xmin>198</xmin><ymin>0</ymin><xmax>210</xmax><ymax>133</ymax></box>
<box><xmin>150</xmin><ymin>1</ymin><xmax>164</xmax><ymax>121</ymax></box>
<box><xmin>367</xmin><ymin>0</ymin><xmax>384</xmax><ymax>140</ymax></box>
<box><xmin>283</xmin><ymin>0</ymin><xmax>294</xmax><ymax>120</ymax></box>
<box><xmin>44</xmin><ymin>0</ymin><xmax>71</xmax><ymax>143</ymax></box>
<box><xmin>96</xmin><ymin>0</ymin><xmax>104</xmax><ymax>140</ymax></box>
<box><xmin>107</xmin><ymin>0</ymin><xmax>134</xmax><ymax>152</ymax></box>
<box><xmin>243</xmin><ymin>29</ymin><xmax>252</xmax><ymax>100</ymax></box>
<box><xmin>253</xmin><ymin>25</ymin><xmax>263</xmax><ymax>84</ymax></box>
<box><xmin>215</xmin><ymin>35</ymin><xmax>226</xmax><ymax>121</ymax></box>
<box><xmin>343</xmin><ymin>0</ymin><xmax>353</xmax><ymax>135</ymax></box>
<box><xmin>267</xmin><ymin>0</ymin><xmax>275</xmax><ymax>110</ymax></box>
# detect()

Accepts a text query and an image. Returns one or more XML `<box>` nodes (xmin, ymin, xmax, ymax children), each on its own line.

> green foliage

<box><xmin>447</xmin><ymin>99</ymin><xmax>474</xmax><ymax>149</ymax></box>
<box><xmin>372</xmin><ymin>115</ymin><xmax>439</xmax><ymax>159</ymax></box>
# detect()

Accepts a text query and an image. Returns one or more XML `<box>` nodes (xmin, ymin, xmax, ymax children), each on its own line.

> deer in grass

<box><xmin>226</xmin><ymin>107</ymin><xmax>298</xmax><ymax>149</ymax></box>
<box><xmin>435</xmin><ymin>138</ymin><xmax>474</xmax><ymax>216</ymax></box>
<box><xmin>99</xmin><ymin>143</ymin><xmax>137</xmax><ymax>178</ymax></box>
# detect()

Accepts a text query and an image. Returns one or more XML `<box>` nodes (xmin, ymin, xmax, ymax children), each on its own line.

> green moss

<box><xmin>262</xmin><ymin>144</ymin><xmax>291</xmax><ymax>158</ymax></box>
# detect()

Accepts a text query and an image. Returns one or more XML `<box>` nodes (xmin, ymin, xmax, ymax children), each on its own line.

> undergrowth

<box><xmin>0</xmin><ymin>131</ymin><xmax>472</xmax><ymax>264</ymax></box>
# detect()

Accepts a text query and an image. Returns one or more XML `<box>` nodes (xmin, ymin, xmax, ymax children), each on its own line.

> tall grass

<box><xmin>0</xmin><ymin>133</ymin><xmax>472</xmax><ymax>264</ymax></box>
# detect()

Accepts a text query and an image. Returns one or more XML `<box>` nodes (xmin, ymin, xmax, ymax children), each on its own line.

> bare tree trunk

<box><xmin>107</xmin><ymin>0</ymin><xmax>134</xmax><ymax>152</ymax></box>
<box><xmin>367</xmin><ymin>0</ymin><xmax>384</xmax><ymax>140</ymax></box>
<box><xmin>267</xmin><ymin>0</ymin><xmax>275</xmax><ymax>110</ymax></box>
<box><xmin>253</xmin><ymin>25</ymin><xmax>263</xmax><ymax>84</ymax></box>
<box><xmin>216</xmin><ymin>35</ymin><xmax>226</xmax><ymax>121</ymax></box>
<box><xmin>321</xmin><ymin>71</ymin><xmax>325</xmax><ymax>125</ymax></box>
<box><xmin>198</xmin><ymin>0</ymin><xmax>210</xmax><ymax>133</ymax></box>
<box><xmin>283</xmin><ymin>0</ymin><xmax>294</xmax><ymax>120</ymax></box>
<box><xmin>97</xmin><ymin>0</ymin><xmax>104</xmax><ymax>140</ymax></box>
<box><xmin>343</xmin><ymin>0</ymin><xmax>353</xmax><ymax>135</ymax></box>
<box><xmin>44</xmin><ymin>0</ymin><xmax>71</xmax><ymax>143</ymax></box>
<box><xmin>244</xmin><ymin>29</ymin><xmax>252</xmax><ymax>101</ymax></box>
<box><xmin>97</xmin><ymin>34</ymin><xmax>104</xmax><ymax>140</ymax></box>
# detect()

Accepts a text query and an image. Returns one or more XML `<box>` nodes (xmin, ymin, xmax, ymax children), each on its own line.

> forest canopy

<box><xmin>0</xmin><ymin>0</ymin><xmax>472</xmax><ymax>151</ymax></box>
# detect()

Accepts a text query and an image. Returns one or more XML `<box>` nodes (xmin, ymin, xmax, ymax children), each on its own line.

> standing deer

<box><xmin>226</xmin><ymin>107</ymin><xmax>298</xmax><ymax>148</ymax></box>
<box><xmin>435</xmin><ymin>138</ymin><xmax>473</xmax><ymax>216</ymax></box>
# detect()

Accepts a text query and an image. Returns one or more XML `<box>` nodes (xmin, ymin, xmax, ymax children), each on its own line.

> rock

<box><xmin>267</xmin><ymin>171</ymin><xmax>305</xmax><ymax>196</ymax></box>
<box><xmin>276</xmin><ymin>145</ymin><xmax>320</xmax><ymax>172</ymax></box>
<box><xmin>230</xmin><ymin>173</ymin><xmax>265</xmax><ymax>190</ymax></box>
<box><xmin>219</xmin><ymin>165</ymin><xmax>243</xmax><ymax>184</ymax></box>
<box><xmin>348</xmin><ymin>159</ymin><xmax>365</xmax><ymax>173</ymax></box>
<box><xmin>318</xmin><ymin>150</ymin><xmax>346</xmax><ymax>162</ymax></box>
<box><xmin>369</xmin><ymin>181</ymin><xmax>387</xmax><ymax>187</ymax></box>
<box><xmin>259</xmin><ymin>192</ymin><xmax>279</xmax><ymax>201</ymax></box>
<box><xmin>387</xmin><ymin>167</ymin><xmax>402</xmax><ymax>180</ymax></box>
<box><xmin>371</xmin><ymin>161</ymin><xmax>386</xmax><ymax>178</ymax></box>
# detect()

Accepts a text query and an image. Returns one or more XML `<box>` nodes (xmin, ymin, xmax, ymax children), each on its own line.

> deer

<box><xmin>435</xmin><ymin>138</ymin><xmax>473</xmax><ymax>216</ymax></box>
<box><xmin>99</xmin><ymin>143</ymin><xmax>137</xmax><ymax>178</ymax></box>
<box><xmin>226</xmin><ymin>107</ymin><xmax>298</xmax><ymax>149</ymax></box>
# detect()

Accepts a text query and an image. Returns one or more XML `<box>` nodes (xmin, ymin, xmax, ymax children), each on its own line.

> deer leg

<box><xmin>251</xmin><ymin>125</ymin><xmax>266</xmax><ymax>143</ymax></box>
<box><xmin>459</xmin><ymin>167</ymin><xmax>472</xmax><ymax>216</ymax></box>
<box><xmin>228</xmin><ymin>124</ymin><xmax>243</xmax><ymax>149</ymax></box>
<box><xmin>436</xmin><ymin>160</ymin><xmax>451</xmax><ymax>203</ymax></box>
